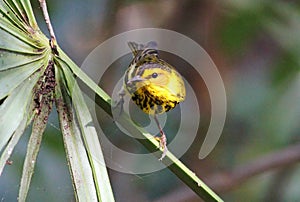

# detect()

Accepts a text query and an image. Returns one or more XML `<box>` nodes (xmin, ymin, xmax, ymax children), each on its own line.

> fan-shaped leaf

<box><xmin>55</xmin><ymin>67</ymin><xmax>99</xmax><ymax>201</ymax></box>
<box><xmin>0</xmin><ymin>71</ymin><xmax>40</xmax><ymax>152</ymax></box>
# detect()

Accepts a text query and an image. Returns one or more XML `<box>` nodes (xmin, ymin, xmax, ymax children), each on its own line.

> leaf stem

<box><xmin>38</xmin><ymin>0</ymin><xmax>58</xmax><ymax>55</ymax></box>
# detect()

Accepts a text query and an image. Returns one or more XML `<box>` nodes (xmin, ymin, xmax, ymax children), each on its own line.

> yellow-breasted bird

<box><xmin>116</xmin><ymin>41</ymin><xmax>186</xmax><ymax>160</ymax></box>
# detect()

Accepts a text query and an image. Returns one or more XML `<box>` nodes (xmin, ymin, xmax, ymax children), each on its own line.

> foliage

<box><xmin>0</xmin><ymin>0</ymin><xmax>113</xmax><ymax>201</ymax></box>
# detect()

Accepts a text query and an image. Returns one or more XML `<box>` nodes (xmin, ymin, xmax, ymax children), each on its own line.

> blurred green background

<box><xmin>1</xmin><ymin>0</ymin><xmax>300</xmax><ymax>201</ymax></box>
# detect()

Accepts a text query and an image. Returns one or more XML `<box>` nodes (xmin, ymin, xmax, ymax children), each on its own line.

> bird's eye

<box><xmin>152</xmin><ymin>73</ymin><xmax>158</xmax><ymax>78</ymax></box>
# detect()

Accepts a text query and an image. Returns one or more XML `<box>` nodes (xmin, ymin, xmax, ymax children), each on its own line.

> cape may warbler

<box><xmin>116</xmin><ymin>41</ymin><xmax>186</xmax><ymax>160</ymax></box>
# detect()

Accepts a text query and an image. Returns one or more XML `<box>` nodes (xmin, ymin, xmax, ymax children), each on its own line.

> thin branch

<box><xmin>208</xmin><ymin>143</ymin><xmax>300</xmax><ymax>192</ymax></box>
<box><xmin>155</xmin><ymin>143</ymin><xmax>300</xmax><ymax>202</ymax></box>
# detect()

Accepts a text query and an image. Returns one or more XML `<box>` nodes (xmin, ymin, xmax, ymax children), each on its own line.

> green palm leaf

<box><xmin>0</xmin><ymin>0</ymin><xmax>114</xmax><ymax>201</ymax></box>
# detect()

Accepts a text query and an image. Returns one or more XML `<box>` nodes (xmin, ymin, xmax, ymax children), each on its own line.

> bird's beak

<box><xmin>127</xmin><ymin>76</ymin><xmax>146</xmax><ymax>84</ymax></box>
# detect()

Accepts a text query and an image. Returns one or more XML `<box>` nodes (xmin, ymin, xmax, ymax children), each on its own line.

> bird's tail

<box><xmin>127</xmin><ymin>41</ymin><xmax>158</xmax><ymax>56</ymax></box>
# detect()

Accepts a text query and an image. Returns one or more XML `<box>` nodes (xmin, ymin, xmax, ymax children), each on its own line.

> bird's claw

<box><xmin>155</xmin><ymin>133</ymin><xmax>168</xmax><ymax>161</ymax></box>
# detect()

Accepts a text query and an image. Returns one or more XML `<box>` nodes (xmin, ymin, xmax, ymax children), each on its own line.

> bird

<box><xmin>115</xmin><ymin>41</ymin><xmax>186</xmax><ymax>160</ymax></box>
